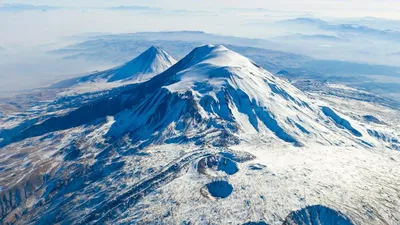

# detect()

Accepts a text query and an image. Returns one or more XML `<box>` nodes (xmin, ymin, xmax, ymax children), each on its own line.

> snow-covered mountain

<box><xmin>52</xmin><ymin>46</ymin><xmax>176</xmax><ymax>89</ymax></box>
<box><xmin>0</xmin><ymin>45</ymin><xmax>399</xmax><ymax>225</ymax></box>
<box><xmin>1</xmin><ymin>45</ymin><xmax>390</xmax><ymax>149</ymax></box>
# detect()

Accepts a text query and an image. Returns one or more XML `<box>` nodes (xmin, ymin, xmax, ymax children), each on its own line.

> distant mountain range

<box><xmin>279</xmin><ymin>17</ymin><xmax>400</xmax><ymax>41</ymax></box>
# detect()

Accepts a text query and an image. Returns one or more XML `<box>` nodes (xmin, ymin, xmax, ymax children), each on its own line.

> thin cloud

<box><xmin>0</xmin><ymin>4</ymin><xmax>65</xmax><ymax>11</ymax></box>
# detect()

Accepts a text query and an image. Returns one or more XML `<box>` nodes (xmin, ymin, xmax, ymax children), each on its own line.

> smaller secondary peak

<box><xmin>148</xmin><ymin>45</ymin><xmax>159</xmax><ymax>50</ymax></box>
<box><xmin>145</xmin><ymin>45</ymin><xmax>163</xmax><ymax>54</ymax></box>
<box><xmin>136</xmin><ymin>46</ymin><xmax>168</xmax><ymax>60</ymax></box>
<box><xmin>107</xmin><ymin>46</ymin><xmax>176</xmax><ymax>82</ymax></box>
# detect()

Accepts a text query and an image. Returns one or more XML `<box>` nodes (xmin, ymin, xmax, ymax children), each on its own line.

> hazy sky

<box><xmin>2</xmin><ymin>0</ymin><xmax>400</xmax><ymax>17</ymax></box>
<box><xmin>1</xmin><ymin>0</ymin><xmax>399</xmax><ymax>96</ymax></box>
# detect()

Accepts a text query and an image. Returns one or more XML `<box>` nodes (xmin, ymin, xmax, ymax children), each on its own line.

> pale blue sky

<box><xmin>2</xmin><ymin>0</ymin><xmax>400</xmax><ymax>18</ymax></box>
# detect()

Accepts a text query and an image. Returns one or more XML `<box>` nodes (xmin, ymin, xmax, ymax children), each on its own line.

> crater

<box><xmin>283</xmin><ymin>205</ymin><xmax>354</xmax><ymax>225</ymax></box>
<box><xmin>197</xmin><ymin>155</ymin><xmax>238</xmax><ymax>176</ymax></box>
<box><xmin>206</xmin><ymin>180</ymin><xmax>233</xmax><ymax>198</ymax></box>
